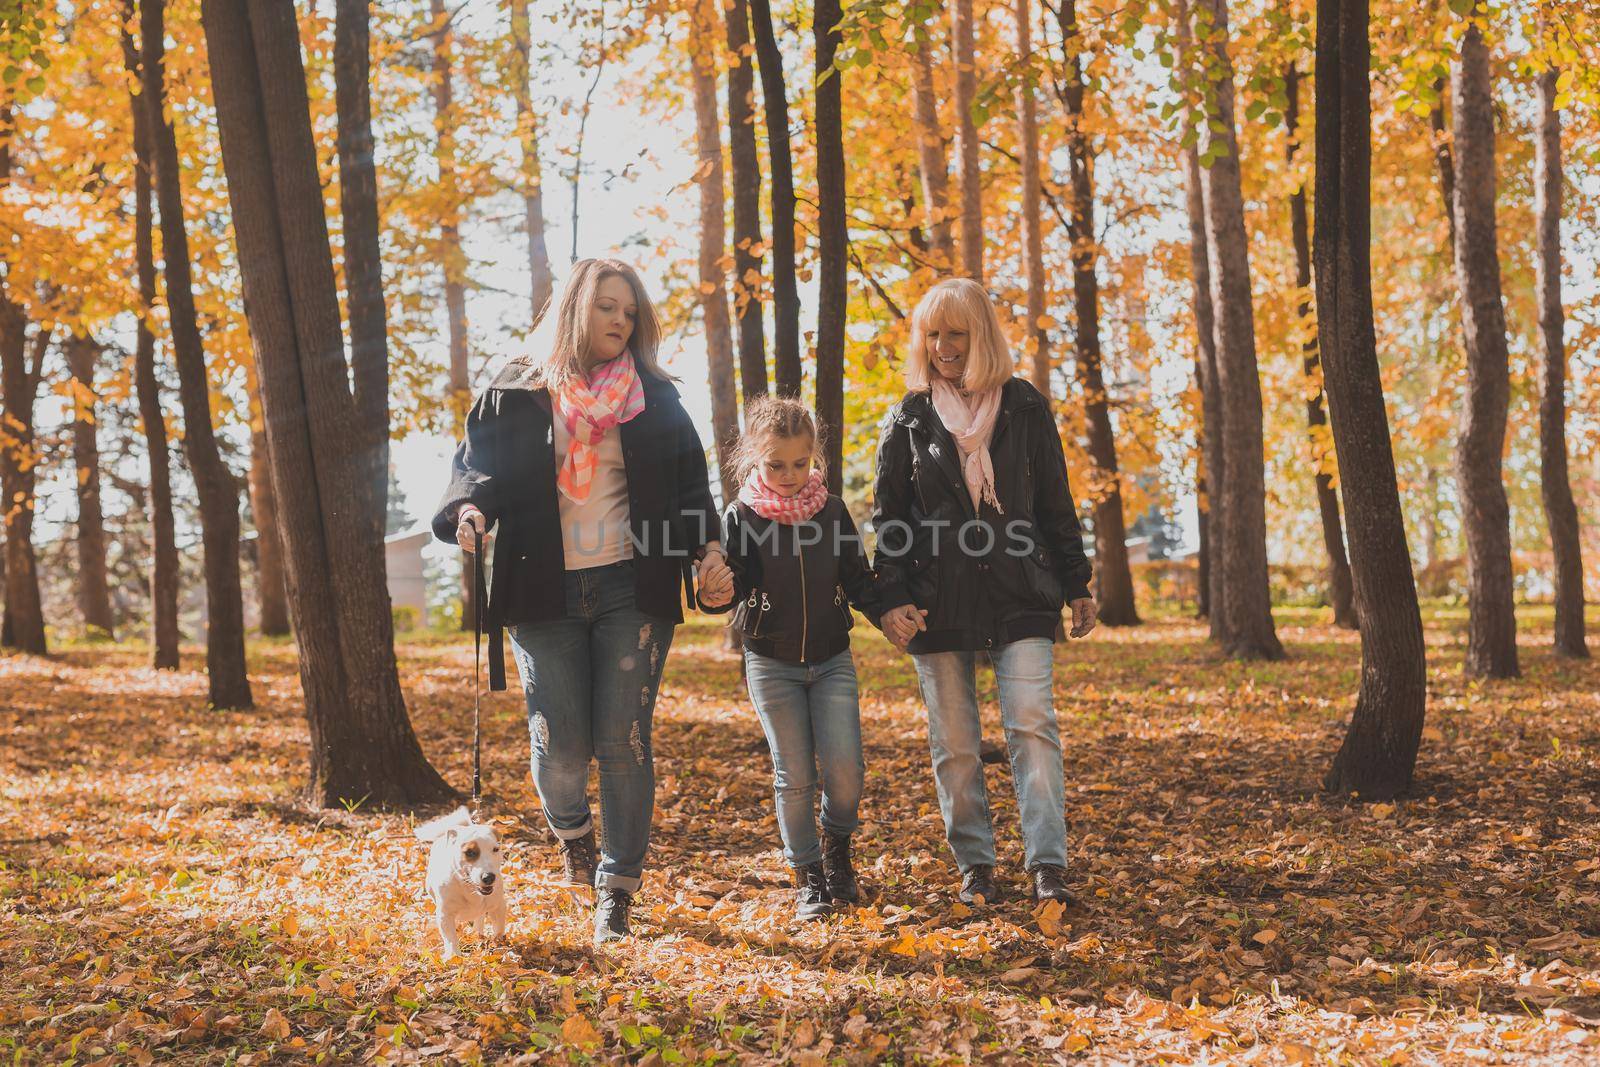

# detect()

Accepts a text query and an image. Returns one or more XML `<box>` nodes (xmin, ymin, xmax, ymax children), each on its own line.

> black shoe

<box><xmin>959</xmin><ymin>864</ymin><xmax>1003</xmax><ymax>906</ymax></box>
<box><xmin>559</xmin><ymin>830</ymin><xmax>597</xmax><ymax>889</ymax></box>
<box><xmin>1030</xmin><ymin>864</ymin><xmax>1073</xmax><ymax>904</ymax></box>
<box><xmin>793</xmin><ymin>862</ymin><xmax>833</xmax><ymax>923</ymax></box>
<box><xmin>594</xmin><ymin>887</ymin><xmax>632</xmax><ymax>944</ymax></box>
<box><xmin>821</xmin><ymin>831</ymin><xmax>859</xmax><ymax>905</ymax></box>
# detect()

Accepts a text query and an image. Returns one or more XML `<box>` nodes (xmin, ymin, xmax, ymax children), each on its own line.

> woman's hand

<box><xmin>697</xmin><ymin>545</ymin><xmax>734</xmax><ymax>606</ymax></box>
<box><xmin>880</xmin><ymin>604</ymin><xmax>928</xmax><ymax>650</ymax></box>
<box><xmin>1068</xmin><ymin>597</ymin><xmax>1098</xmax><ymax>638</ymax></box>
<box><xmin>456</xmin><ymin>505</ymin><xmax>489</xmax><ymax>553</ymax></box>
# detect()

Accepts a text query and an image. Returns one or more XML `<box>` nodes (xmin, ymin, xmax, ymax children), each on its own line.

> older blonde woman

<box><xmin>871</xmin><ymin>277</ymin><xmax>1096</xmax><ymax>907</ymax></box>
<box><xmin>433</xmin><ymin>258</ymin><xmax>732</xmax><ymax>944</ymax></box>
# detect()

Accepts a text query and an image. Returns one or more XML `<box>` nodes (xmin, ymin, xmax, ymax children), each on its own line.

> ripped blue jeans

<box><xmin>508</xmin><ymin>558</ymin><xmax>675</xmax><ymax>893</ymax></box>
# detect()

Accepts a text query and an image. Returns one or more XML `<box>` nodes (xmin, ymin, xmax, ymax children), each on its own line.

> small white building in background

<box><xmin>385</xmin><ymin>526</ymin><xmax>432</xmax><ymax>630</ymax></box>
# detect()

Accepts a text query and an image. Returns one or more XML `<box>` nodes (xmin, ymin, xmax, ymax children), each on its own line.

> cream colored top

<box><xmin>553</xmin><ymin>416</ymin><xmax>633</xmax><ymax>570</ymax></box>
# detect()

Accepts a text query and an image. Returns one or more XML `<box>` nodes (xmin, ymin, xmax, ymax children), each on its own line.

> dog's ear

<box><xmin>414</xmin><ymin>806</ymin><xmax>472</xmax><ymax>842</ymax></box>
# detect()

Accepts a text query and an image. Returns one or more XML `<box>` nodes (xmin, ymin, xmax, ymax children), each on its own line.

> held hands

<box><xmin>880</xmin><ymin>603</ymin><xmax>929</xmax><ymax>651</ymax></box>
<box><xmin>1068</xmin><ymin>596</ymin><xmax>1098</xmax><ymax>639</ymax></box>
<box><xmin>697</xmin><ymin>546</ymin><xmax>734</xmax><ymax>608</ymax></box>
<box><xmin>455</xmin><ymin>505</ymin><xmax>489</xmax><ymax>553</ymax></box>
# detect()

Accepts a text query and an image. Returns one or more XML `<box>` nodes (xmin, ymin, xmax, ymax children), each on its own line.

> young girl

<box><xmin>699</xmin><ymin>397</ymin><xmax>909</xmax><ymax>922</ymax></box>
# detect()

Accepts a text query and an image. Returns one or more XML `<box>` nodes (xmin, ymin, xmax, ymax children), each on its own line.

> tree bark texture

<box><xmin>910</xmin><ymin>28</ymin><xmax>953</xmax><ymax>271</ymax></box>
<box><xmin>1533</xmin><ymin>66</ymin><xmax>1587</xmax><ymax>658</ymax></box>
<box><xmin>815</xmin><ymin>0</ymin><xmax>847</xmax><ymax>494</ymax></box>
<box><xmin>951</xmin><ymin>0</ymin><xmax>983</xmax><ymax>280</ymax></box>
<box><xmin>726</xmin><ymin>0</ymin><xmax>768</xmax><ymax>400</ymax></box>
<box><xmin>144</xmin><ymin>0</ymin><xmax>253</xmax><ymax>707</ymax></box>
<box><xmin>508</xmin><ymin>0</ymin><xmax>555</xmax><ymax>322</ymax></box>
<box><xmin>1450</xmin><ymin>11</ymin><xmax>1519</xmax><ymax>678</ymax></box>
<box><xmin>201</xmin><ymin>0</ymin><xmax>453</xmax><ymax>807</ymax></box>
<box><xmin>1061</xmin><ymin>0</ymin><xmax>1136</xmax><ymax>625</ymax></box>
<box><xmin>1193</xmin><ymin>0</ymin><xmax>1282</xmax><ymax>659</ymax></box>
<box><xmin>249</xmin><ymin>418</ymin><xmax>291</xmax><ymax>635</ymax></box>
<box><xmin>0</xmin><ymin>300</ymin><xmax>47</xmax><ymax>655</ymax></box>
<box><xmin>66</xmin><ymin>336</ymin><xmax>117</xmax><ymax>637</ymax></box>
<box><xmin>749</xmin><ymin>0</ymin><xmax>801</xmax><ymax>396</ymax></box>
<box><xmin>122</xmin><ymin>5</ymin><xmax>181</xmax><ymax>667</ymax></box>
<box><xmin>1017</xmin><ymin>0</ymin><xmax>1048</xmax><ymax>395</ymax></box>
<box><xmin>690</xmin><ymin>0</ymin><xmax>739</xmax><ymax>505</ymax></box>
<box><xmin>1286</xmin><ymin>63</ymin><xmax>1357</xmax><ymax>630</ymax></box>
<box><xmin>1314</xmin><ymin>0</ymin><xmax>1427</xmax><ymax>799</ymax></box>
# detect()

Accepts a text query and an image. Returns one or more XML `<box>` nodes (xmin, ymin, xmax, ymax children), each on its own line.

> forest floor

<box><xmin>4</xmin><ymin>604</ymin><xmax>1600</xmax><ymax>1065</ymax></box>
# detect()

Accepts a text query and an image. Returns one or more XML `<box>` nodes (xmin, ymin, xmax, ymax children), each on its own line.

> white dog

<box><xmin>415</xmin><ymin>807</ymin><xmax>506</xmax><ymax>957</ymax></box>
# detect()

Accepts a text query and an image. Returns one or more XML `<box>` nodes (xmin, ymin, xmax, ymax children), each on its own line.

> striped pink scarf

<box><xmin>554</xmin><ymin>351</ymin><xmax>646</xmax><ymax>503</ymax></box>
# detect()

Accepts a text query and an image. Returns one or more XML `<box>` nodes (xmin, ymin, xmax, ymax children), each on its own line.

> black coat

<box><xmin>870</xmin><ymin>376</ymin><xmax>1093</xmax><ymax>654</ymax></box>
<box><xmin>699</xmin><ymin>496</ymin><xmax>908</xmax><ymax>664</ymax></box>
<box><xmin>431</xmin><ymin>360</ymin><xmax>719</xmax><ymax>689</ymax></box>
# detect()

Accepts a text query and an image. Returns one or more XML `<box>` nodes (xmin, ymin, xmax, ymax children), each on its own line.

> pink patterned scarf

<box><xmin>930</xmin><ymin>378</ymin><xmax>1003</xmax><ymax>513</ymax></box>
<box><xmin>554</xmin><ymin>351</ymin><xmax>646</xmax><ymax>503</ymax></box>
<box><xmin>738</xmin><ymin>468</ymin><xmax>828</xmax><ymax>524</ymax></box>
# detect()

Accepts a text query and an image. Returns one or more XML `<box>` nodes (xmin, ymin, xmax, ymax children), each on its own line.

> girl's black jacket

<box><xmin>699</xmin><ymin>496</ymin><xmax>912</xmax><ymax>665</ymax></box>
<box><xmin>870</xmin><ymin>376</ymin><xmax>1094</xmax><ymax>655</ymax></box>
<box><xmin>431</xmin><ymin>359</ymin><xmax>719</xmax><ymax>690</ymax></box>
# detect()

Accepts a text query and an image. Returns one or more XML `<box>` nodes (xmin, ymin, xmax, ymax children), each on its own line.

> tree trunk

<box><xmin>508</xmin><ymin>0</ymin><xmax>554</xmax><ymax>322</ymax></box>
<box><xmin>1315</xmin><ymin>0</ymin><xmax>1427</xmax><ymax>799</ymax></box>
<box><xmin>1534</xmin><ymin>65</ymin><xmax>1587</xmax><ymax>659</ymax></box>
<box><xmin>1017</xmin><ymin>0</ymin><xmax>1048</xmax><ymax>395</ymax></box>
<box><xmin>249</xmin><ymin>418</ymin><xmax>291</xmax><ymax>636</ymax></box>
<box><xmin>427</xmin><ymin>0</ymin><xmax>476</xmax><ymax>632</ymax></box>
<box><xmin>951</xmin><ymin>0</ymin><xmax>983</xmax><ymax>280</ymax></box>
<box><xmin>910</xmin><ymin>25</ymin><xmax>953</xmax><ymax>271</ymax></box>
<box><xmin>1176</xmin><ymin>0</ymin><xmax>1227</xmax><ymax>645</ymax></box>
<box><xmin>1428</xmin><ymin>72</ymin><xmax>1457</xmax><ymax>254</ymax></box>
<box><xmin>690</xmin><ymin>0</ymin><xmax>739</xmax><ymax>506</ymax></box>
<box><xmin>1450</xmin><ymin>9</ymin><xmax>1518</xmax><ymax>679</ymax></box>
<box><xmin>749</xmin><ymin>0</ymin><xmax>801</xmax><ymax>397</ymax></box>
<box><xmin>1196</xmin><ymin>472</ymin><xmax>1210</xmax><ymax>618</ymax></box>
<box><xmin>725</xmin><ymin>0</ymin><xmax>768</xmax><ymax>401</ymax></box>
<box><xmin>1061</xmin><ymin>0</ymin><xmax>1137</xmax><ymax>626</ymax></box>
<box><xmin>66</xmin><ymin>335</ymin><xmax>117</xmax><ymax>638</ymax></box>
<box><xmin>1192</xmin><ymin>0</ymin><xmax>1282</xmax><ymax>659</ymax></box>
<box><xmin>143</xmin><ymin>0</ymin><xmax>253</xmax><ymax>707</ymax></box>
<box><xmin>815</xmin><ymin>0</ymin><xmax>847</xmax><ymax>495</ymax></box>
<box><xmin>0</xmin><ymin>299</ymin><xmax>47</xmax><ymax>656</ymax></box>
<box><xmin>122</xmin><ymin>4</ymin><xmax>181</xmax><ymax>668</ymax></box>
<box><xmin>1286</xmin><ymin>63</ymin><xmax>1357</xmax><ymax>630</ymax></box>
<box><xmin>202</xmin><ymin>0</ymin><xmax>453</xmax><ymax>807</ymax></box>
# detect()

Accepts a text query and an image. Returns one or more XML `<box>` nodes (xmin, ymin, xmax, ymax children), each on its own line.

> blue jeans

<box><xmin>743</xmin><ymin>649</ymin><xmax>864</xmax><ymax>868</ymax></box>
<box><xmin>508</xmin><ymin>559</ymin><xmax>675</xmax><ymax>893</ymax></box>
<box><xmin>912</xmin><ymin>638</ymin><xmax>1067</xmax><ymax>872</ymax></box>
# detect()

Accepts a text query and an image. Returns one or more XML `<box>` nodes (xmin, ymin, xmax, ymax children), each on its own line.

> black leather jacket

<box><xmin>431</xmin><ymin>360</ymin><xmax>718</xmax><ymax>690</ymax></box>
<box><xmin>700</xmin><ymin>496</ymin><xmax>908</xmax><ymax>664</ymax></box>
<box><xmin>870</xmin><ymin>377</ymin><xmax>1093</xmax><ymax>654</ymax></box>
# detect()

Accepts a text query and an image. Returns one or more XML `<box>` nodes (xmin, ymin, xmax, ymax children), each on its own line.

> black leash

<box><xmin>472</xmin><ymin>524</ymin><xmax>485</xmax><ymax>805</ymax></box>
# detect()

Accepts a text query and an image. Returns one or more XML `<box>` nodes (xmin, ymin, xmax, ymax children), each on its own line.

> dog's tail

<box><xmin>414</xmin><ymin>806</ymin><xmax>472</xmax><ymax>842</ymax></box>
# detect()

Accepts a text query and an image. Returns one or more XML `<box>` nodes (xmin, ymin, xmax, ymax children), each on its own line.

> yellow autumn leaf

<box><xmin>559</xmin><ymin>1013</ymin><xmax>600</xmax><ymax>1050</ymax></box>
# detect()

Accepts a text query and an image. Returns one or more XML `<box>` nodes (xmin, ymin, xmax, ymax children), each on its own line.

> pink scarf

<box><xmin>553</xmin><ymin>351</ymin><xmax>646</xmax><ymax>503</ymax></box>
<box><xmin>930</xmin><ymin>378</ymin><xmax>1003</xmax><ymax>513</ymax></box>
<box><xmin>738</xmin><ymin>468</ymin><xmax>828</xmax><ymax>524</ymax></box>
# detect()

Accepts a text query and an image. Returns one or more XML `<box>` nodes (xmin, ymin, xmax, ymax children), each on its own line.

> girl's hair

<box><xmin>524</xmin><ymin>258</ymin><xmax>670</xmax><ymax>390</ymax></box>
<box><xmin>728</xmin><ymin>395</ymin><xmax>825</xmax><ymax>485</ymax></box>
<box><xmin>904</xmin><ymin>277</ymin><xmax>1014</xmax><ymax>394</ymax></box>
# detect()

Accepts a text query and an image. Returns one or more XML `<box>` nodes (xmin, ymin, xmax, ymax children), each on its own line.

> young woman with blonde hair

<box><xmin>871</xmin><ymin>277</ymin><xmax>1097</xmax><ymax>907</ymax></box>
<box><xmin>433</xmin><ymin>258</ymin><xmax>732</xmax><ymax>944</ymax></box>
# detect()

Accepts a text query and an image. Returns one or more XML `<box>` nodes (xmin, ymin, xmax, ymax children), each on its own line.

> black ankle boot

<box><xmin>821</xmin><ymin>831</ymin><xmax>859</xmax><ymax>905</ymax></box>
<box><xmin>594</xmin><ymin>887</ymin><xmax>632</xmax><ymax>943</ymax></box>
<box><xmin>560</xmin><ymin>830</ymin><xmax>597</xmax><ymax>888</ymax></box>
<box><xmin>959</xmin><ymin>864</ymin><xmax>1003</xmax><ymax>906</ymax></box>
<box><xmin>793</xmin><ymin>862</ymin><xmax>832</xmax><ymax>923</ymax></box>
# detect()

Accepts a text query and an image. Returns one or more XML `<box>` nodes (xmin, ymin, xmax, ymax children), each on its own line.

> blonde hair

<box><xmin>904</xmin><ymin>278</ymin><xmax>1014</xmax><ymax>394</ymax></box>
<box><xmin>526</xmin><ymin>258</ymin><xmax>670</xmax><ymax>391</ymax></box>
<box><xmin>729</xmin><ymin>395</ymin><xmax>825</xmax><ymax>485</ymax></box>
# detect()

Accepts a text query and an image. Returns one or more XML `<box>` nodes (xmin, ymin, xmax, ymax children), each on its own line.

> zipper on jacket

<box><xmin>799</xmin><ymin>542</ymin><xmax>808</xmax><ymax>654</ymax></box>
<box><xmin>750</xmin><ymin>590</ymin><xmax>771</xmax><ymax>637</ymax></box>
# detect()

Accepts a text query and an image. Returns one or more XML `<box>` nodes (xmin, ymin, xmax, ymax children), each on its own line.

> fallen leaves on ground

<box><xmin>3</xmin><ymin>606</ymin><xmax>1600</xmax><ymax>1063</ymax></box>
